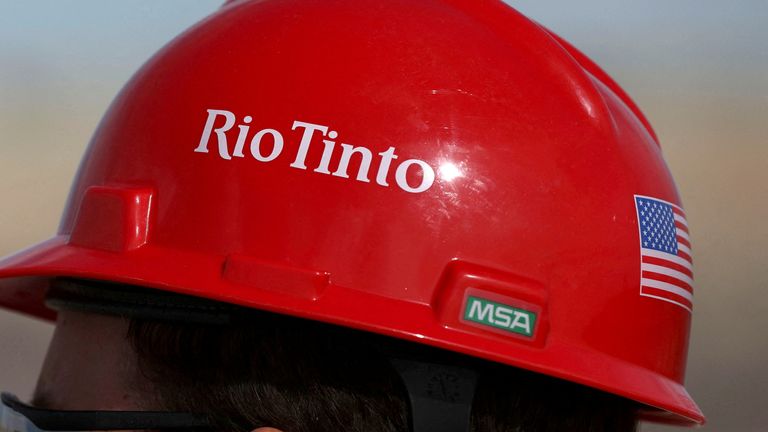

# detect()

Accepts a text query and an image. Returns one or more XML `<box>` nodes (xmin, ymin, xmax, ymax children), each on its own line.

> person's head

<box><xmin>0</xmin><ymin>0</ymin><xmax>703</xmax><ymax>431</ymax></box>
<box><xmin>29</xmin><ymin>282</ymin><xmax>638</xmax><ymax>432</ymax></box>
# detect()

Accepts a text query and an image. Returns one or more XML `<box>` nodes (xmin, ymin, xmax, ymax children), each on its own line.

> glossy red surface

<box><xmin>0</xmin><ymin>0</ymin><xmax>703</xmax><ymax>425</ymax></box>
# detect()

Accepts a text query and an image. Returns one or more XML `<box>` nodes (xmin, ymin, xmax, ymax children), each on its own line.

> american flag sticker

<box><xmin>634</xmin><ymin>195</ymin><xmax>693</xmax><ymax>312</ymax></box>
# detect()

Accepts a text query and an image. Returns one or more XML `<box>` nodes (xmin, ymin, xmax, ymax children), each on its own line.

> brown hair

<box><xmin>127</xmin><ymin>311</ymin><xmax>637</xmax><ymax>432</ymax></box>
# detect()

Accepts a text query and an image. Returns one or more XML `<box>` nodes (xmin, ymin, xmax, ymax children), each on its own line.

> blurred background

<box><xmin>0</xmin><ymin>1</ymin><xmax>765</xmax><ymax>430</ymax></box>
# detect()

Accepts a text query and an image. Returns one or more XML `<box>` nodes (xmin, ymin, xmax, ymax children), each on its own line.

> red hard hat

<box><xmin>0</xmin><ymin>0</ymin><xmax>703</xmax><ymax>425</ymax></box>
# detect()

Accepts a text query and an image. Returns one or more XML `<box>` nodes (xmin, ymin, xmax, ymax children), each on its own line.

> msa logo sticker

<box><xmin>463</xmin><ymin>296</ymin><xmax>537</xmax><ymax>338</ymax></box>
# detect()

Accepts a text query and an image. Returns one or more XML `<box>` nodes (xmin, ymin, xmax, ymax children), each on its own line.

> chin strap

<box><xmin>390</xmin><ymin>357</ymin><xmax>478</xmax><ymax>432</ymax></box>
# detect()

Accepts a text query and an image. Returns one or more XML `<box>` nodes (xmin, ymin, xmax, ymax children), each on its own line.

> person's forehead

<box><xmin>33</xmin><ymin>311</ymin><xmax>146</xmax><ymax>411</ymax></box>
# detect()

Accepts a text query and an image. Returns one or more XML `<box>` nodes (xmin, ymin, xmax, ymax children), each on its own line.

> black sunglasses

<box><xmin>0</xmin><ymin>392</ymin><xmax>213</xmax><ymax>431</ymax></box>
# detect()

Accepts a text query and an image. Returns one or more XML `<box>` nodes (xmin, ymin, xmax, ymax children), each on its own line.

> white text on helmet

<box><xmin>194</xmin><ymin>109</ymin><xmax>435</xmax><ymax>193</ymax></box>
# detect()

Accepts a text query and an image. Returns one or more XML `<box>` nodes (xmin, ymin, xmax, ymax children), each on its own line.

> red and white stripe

<box><xmin>640</xmin><ymin>204</ymin><xmax>693</xmax><ymax>312</ymax></box>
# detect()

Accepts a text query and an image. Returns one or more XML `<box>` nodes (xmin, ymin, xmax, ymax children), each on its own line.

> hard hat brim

<box><xmin>0</xmin><ymin>236</ymin><xmax>704</xmax><ymax>426</ymax></box>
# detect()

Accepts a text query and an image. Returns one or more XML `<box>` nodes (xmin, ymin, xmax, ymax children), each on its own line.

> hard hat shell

<box><xmin>0</xmin><ymin>0</ymin><xmax>703</xmax><ymax>425</ymax></box>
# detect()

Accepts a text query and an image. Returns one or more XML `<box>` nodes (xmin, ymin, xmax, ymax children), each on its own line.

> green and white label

<box><xmin>464</xmin><ymin>296</ymin><xmax>537</xmax><ymax>338</ymax></box>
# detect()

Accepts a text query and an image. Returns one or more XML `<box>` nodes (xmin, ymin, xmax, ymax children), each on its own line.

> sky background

<box><xmin>1</xmin><ymin>1</ymin><xmax>766</xmax><ymax>431</ymax></box>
